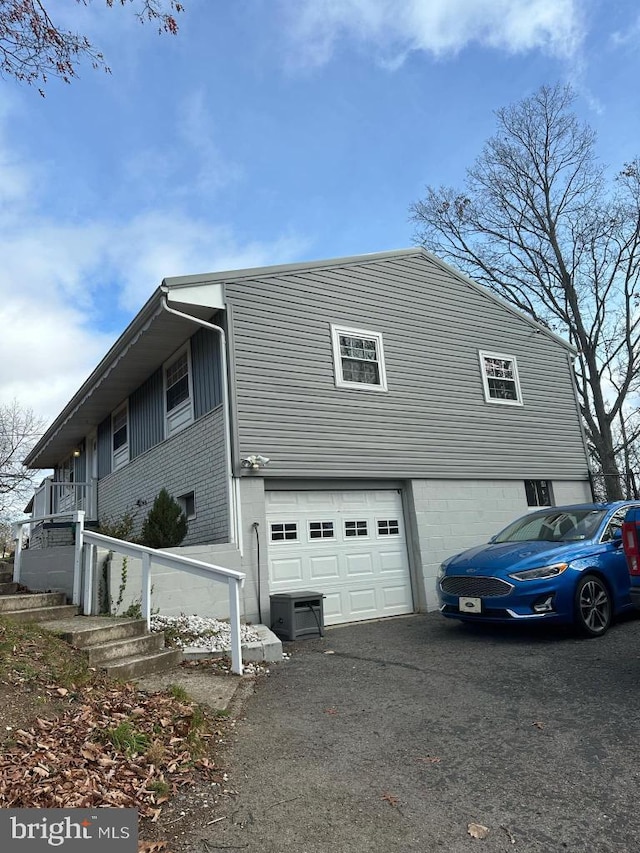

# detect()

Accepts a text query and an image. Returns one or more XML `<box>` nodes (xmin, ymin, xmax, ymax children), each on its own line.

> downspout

<box><xmin>160</xmin><ymin>294</ymin><xmax>239</xmax><ymax>550</ymax></box>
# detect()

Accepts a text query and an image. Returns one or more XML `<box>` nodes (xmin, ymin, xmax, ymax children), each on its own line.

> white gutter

<box><xmin>160</xmin><ymin>295</ymin><xmax>239</xmax><ymax>551</ymax></box>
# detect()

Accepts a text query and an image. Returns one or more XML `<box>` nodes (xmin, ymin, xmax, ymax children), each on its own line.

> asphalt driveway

<box><xmin>204</xmin><ymin>611</ymin><xmax>640</xmax><ymax>852</ymax></box>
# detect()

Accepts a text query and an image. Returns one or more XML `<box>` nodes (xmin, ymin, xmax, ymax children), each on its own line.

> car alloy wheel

<box><xmin>574</xmin><ymin>574</ymin><xmax>612</xmax><ymax>638</ymax></box>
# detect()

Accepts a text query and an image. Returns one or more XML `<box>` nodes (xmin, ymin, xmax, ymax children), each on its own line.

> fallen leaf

<box><xmin>468</xmin><ymin>823</ymin><xmax>490</xmax><ymax>839</ymax></box>
<box><xmin>382</xmin><ymin>792</ymin><xmax>400</xmax><ymax>807</ymax></box>
<box><xmin>324</xmin><ymin>707</ymin><xmax>338</xmax><ymax>715</ymax></box>
<box><xmin>56</xmin><ymin>688</ymin><xmax>69</xmax><ymax>697</ymax></box>
<box><xmin>416</xmin><ymin>756</ymin><xmax>441</xmax><ymax>764</ymax></box>
<box><xmin>532</xmin><ymin>721</ymin><xmax>545</xmax><ymax>729</ymax></box>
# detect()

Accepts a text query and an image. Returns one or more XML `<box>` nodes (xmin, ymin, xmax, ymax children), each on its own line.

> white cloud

<box><xmin>282</xmin><ymin>0</ymin><xmax>584</xmax><ymax>68</ymax></box>
<box><xmin>610</xmin><ymin>14</ymin><xmax>640</xmax><ymax>46</ymax></box>
<box><xmin>0</xmin><ymin>133</ymin><xmax>308</xmax><ymax>427</ymax></box>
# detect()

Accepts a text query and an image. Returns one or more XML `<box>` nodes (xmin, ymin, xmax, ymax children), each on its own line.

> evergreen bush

<box><xmin>139</xmin><ymin>488</ymin><xmax>187</xmax><ymax>549</ymax></box>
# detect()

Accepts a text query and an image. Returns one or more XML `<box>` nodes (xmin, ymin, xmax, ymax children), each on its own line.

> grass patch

<box><xmin>102</xmin><ymin>720</ymin><xmax>150</xmax><ymax>757</ymax></box>
<box><xmin>167</xmin><ymin>684</ymin><xmax>189</xmax><ymax>702</ymax></box>
<box><xmin>0</xmin><ymin>616</ymin><xmax>96</xmax><ymax>690</ymax></box>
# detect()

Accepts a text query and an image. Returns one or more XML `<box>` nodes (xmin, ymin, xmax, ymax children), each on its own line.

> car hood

<box><xmin>444</xmin><ymin>539</ymin><xmax>595</xmax><ymax>575</ymax></box>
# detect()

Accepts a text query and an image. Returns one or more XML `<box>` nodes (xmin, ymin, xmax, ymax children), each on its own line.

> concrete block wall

<box><xmin>406</xmin><ymin>478</ymin><xmax>593</xmax><ymax>612</ymax></box>
<box><xmin>19</xmin><ymin>546</ymin><xmax>76</xmax><ymax>599</ymax></box>
<box><xmin>237</xmin><ymin>476</ymin><xmax>268</xmax><ymax>625</ymax></box>
<box><xmin>97</xmin><ymin>408</ymin><xmax>229</xmax><ymax>546</ymax></box>
<box><xmin>105</xmin><ymin>543</ymin><xmax>244</xmax><ymax>619</ymax></box>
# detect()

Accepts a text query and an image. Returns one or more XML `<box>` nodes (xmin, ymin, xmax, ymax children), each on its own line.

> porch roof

<box><xmin>25</xmin><ymin>287</ymin><xmax>221</xmax><ymax>469</ymax></box>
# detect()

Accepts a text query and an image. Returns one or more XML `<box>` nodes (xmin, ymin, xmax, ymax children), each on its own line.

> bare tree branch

<box><xmin>411</xmin><ymin>84</ymin><xmax>640</xmax><ymax>500</ymax></box>
<box><xmin>0</xmin><ymin>399</ymin><xmax>46</xmax><ymax>515</ymax></box>
<box><xmin>0</xmin><ymin>0</ymin><xmax>183</xmax><ymax>93</ymax></box>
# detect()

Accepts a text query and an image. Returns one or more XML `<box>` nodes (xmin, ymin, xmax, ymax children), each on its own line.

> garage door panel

<box><xmin>322</xmin><ymin>592</ymin><xmax>344</xmax><ymax>621</ymax></box>
<box><xmin>270</xmin><ymin>558</ymin><xmax>304</xmax><ymax>584</ymax></box>
<box><xmin>382</xmin><ymin>584</ymin><xmax>413</xmax><ymax>609</ymax></box>
<box><xmin>267</xmin><ymin>489</ymin><xmax>413</xmax><ymax>625</ymax></box>
<box><xmin>309</xmin><ymin>556</ymin><xmax>340</xmax><ymax>579</ymax></box>
<box><xmin>378</xmin><ymin>549</ymin><xmax>407</xmax><ymax>572</ymax></box>
<box><xmin>348</xmin><ymin>588</ymin><xmax>378</xmax><ymax>616</ymax></box>
<box><xmin>345</xmin><ymin>553</ymin><xmax>374</xmax><ymax>576</ymax></box>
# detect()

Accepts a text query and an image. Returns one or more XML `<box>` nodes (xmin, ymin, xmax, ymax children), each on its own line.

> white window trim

<box><xmin>331</xmin><ymin>324</ymin><xmax>388</xmax><ymax>392</ymax></box>
<box><xmin>111</xmin><ymin>401</ymin><xmax>129</xmax><ymax>472</ymax></box>
<box><xmin>478</xmin><ymin>350</ymin><xmax>523</xmax><ymax>406</ymax></box>
<box><xmin>163</xmin><ymin>343</ymin><xmax>195</xmax><ymax>438</ymax></box>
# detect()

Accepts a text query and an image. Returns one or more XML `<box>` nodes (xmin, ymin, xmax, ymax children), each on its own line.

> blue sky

<box><xmin>1</xmin><ymin>0</ymin><xmax>640</xmax><ymax>424</ymax></box>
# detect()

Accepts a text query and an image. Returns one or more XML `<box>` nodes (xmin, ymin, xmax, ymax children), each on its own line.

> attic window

<box><xmin>331</xmin><ymin>324</ymin><xmax>388</xmax><ymax>392</ymax></box>
<box><xmin>479</xmin><ymin>351</ymin><xmax>523</xmax><ymax>405</ymax></box>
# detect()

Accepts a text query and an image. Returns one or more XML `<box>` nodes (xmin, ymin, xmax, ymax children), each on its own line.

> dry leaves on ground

<box><xmin>0</xmin><ymin>681</ymin><xmax>226</xmax><ymax>820</ymax></box>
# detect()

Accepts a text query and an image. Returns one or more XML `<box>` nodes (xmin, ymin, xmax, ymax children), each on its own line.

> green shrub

<box><xmin>139</xmin><ymin>488</ymin><xmax>187</xmax><ymax>549</ymax></box>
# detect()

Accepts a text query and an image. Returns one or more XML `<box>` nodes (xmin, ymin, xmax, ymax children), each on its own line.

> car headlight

<box><xmin>508</xmin><ymin>563</ymin><xmax>569</xmax><ymax>581</ymax></box>
<box><xmin>437</xmin><ymin>563</ymin><xmax>448</xmax><ymax>581</ymax></box>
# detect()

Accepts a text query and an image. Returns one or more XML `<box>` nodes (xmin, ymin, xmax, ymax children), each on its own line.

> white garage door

<box><xmin>266</xmin><ymin>489</ymin><xmax>413</xmax><ymax>625</ymax></box>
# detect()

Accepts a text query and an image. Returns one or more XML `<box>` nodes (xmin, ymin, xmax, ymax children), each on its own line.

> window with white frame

<box><xmin>309</xmin><ymin>521</ymin><xmax>334</xmax><ymax>539</ymax></box>
<box><xmin>345</xmin><ymin>520</ymin><xmax>368</xmax><ymax>537</ymax></box>
<box><xmin>164</xmin><ymin>346</ymin><xmax>193</xmax><ymax>437</ymax></box>
<box><xmin>331</xmin><ymin>325</ymin><xmax>388</xmax><ymax>391</ymax></box>
<box><xmin>479</xmin><ymin>351</ymin><xmax>523</xmax><ymax>405</ymax></box>
<box><xmin>270</xmin><ymin>522</ymin><xmax>298</xmax><ymax>542</ymax></box>
<box><xmin>112</xmin><ymin>403</ymin><xmax>129</xmax><ymax>470</ymax></box>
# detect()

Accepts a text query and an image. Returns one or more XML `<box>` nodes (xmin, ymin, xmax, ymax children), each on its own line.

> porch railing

<box><xmin>31</xmin><ymin>478</ymin><xmax>97</xmax><ymax>519</ymax></box>
<box><xmin>12</xmin><ymin>511</ymin><xmax>246</xmax><ymax>675</ymax></box>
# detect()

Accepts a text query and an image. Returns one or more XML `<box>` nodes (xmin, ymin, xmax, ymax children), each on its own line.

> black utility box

<box><xmin>270</xmin><ymin>591</ymin><xmax>325</xmax><ymax>641</ymax></box>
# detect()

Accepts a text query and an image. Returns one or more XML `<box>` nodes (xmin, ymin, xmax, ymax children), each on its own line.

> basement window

<box><xmin>177</xmin><ymin>490</ymin><xmax>196</xmax><ymax>519</ymax></box>
<box><xmin>525</xmin><ymin>480</ymin><xmax>553</xmax><ymax>508</ymax></box>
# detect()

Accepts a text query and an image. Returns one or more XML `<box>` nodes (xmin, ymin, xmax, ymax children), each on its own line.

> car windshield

<box><xmin>493</xmin><ymin>509</ymin><xmax>608</xmax><ymax>544</ymax></box>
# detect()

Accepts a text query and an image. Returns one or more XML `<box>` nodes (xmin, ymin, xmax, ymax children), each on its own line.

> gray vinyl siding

<box><xmin>97</xmin><ymin>416</ymin><xmax>111</xmax><ymax>479</ymax></box>
<box><xmin>192</xmin><ymin>326</ymin><xmax>222</xmax><ymax>418</ymax></box>
<box><xmin>130</xmin><ymin>369</ymin><xmax>164</xmax><ymax>459</ymax></box>
<box><xmin>226</xmin><ymin>252</ymin><xmax>588</xmax><ymax>480</ymax></box>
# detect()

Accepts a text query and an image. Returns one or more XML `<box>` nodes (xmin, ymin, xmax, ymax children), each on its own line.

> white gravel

<box><xmin>150</xmin><ymin>614</ymin><xmax>262</xmax><ymax>652</ymax></box>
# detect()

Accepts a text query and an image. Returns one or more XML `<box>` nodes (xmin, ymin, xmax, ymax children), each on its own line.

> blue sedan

<box><xmin>438</xmin><ymin>502</ymin><xmax>640</xmax><ymax>637</ymax></box>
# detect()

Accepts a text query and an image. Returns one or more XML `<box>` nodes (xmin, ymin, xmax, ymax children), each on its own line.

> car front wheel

<box><xmin>574</xmin><ymin>574</ymin><xmax>612</xmax><ymax>637</ymax></box>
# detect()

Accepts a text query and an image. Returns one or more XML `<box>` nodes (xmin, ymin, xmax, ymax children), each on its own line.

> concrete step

<box><xmin>0</xmin><ymin>582</ymin><xmax>18</xmax><ymax>595</ymax></box>
<box><xmin>5</xmin><ymin>605</ymin><xmax>80</xmax><ymax>623</ymax></box>
<box><xmin>0</xmin><ymin>592</ymin><xmax>66</xmax><ymax>613</ymax></box>
<box><xmin>39</xmin><ymin>614</ymin><xmax>181</xmax><ymax>678</ymax></box>
<box><xmin>102</xmin><ymin>648</ymin><xmax>184</xmax><ymax>680</ymax></box>
<box><xmin>83</xmin><ymin>632</ymin><xmax>166</xmax><ymax>666</ymax></box>
<box><xmin>41</xmin><ymin>616</ymin><xmax>148</xmax><ymax>649</ymax></box>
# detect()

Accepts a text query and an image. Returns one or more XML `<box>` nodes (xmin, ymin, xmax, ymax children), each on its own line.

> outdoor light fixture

<box><xmin>241</xmin><ymin>454</ymin><xmax>270</xmax><ymax>470</ymax></box>
<box><xmin>72</xmin><ymin>448</ymin><xmax>81</xmax><ymax>458</ymax></box>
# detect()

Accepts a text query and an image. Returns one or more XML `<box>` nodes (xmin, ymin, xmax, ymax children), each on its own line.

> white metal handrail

<box><xmin>12</xmin><ymin>512</ymin><xmax>246</xmax><ymax>675</ymax></box>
